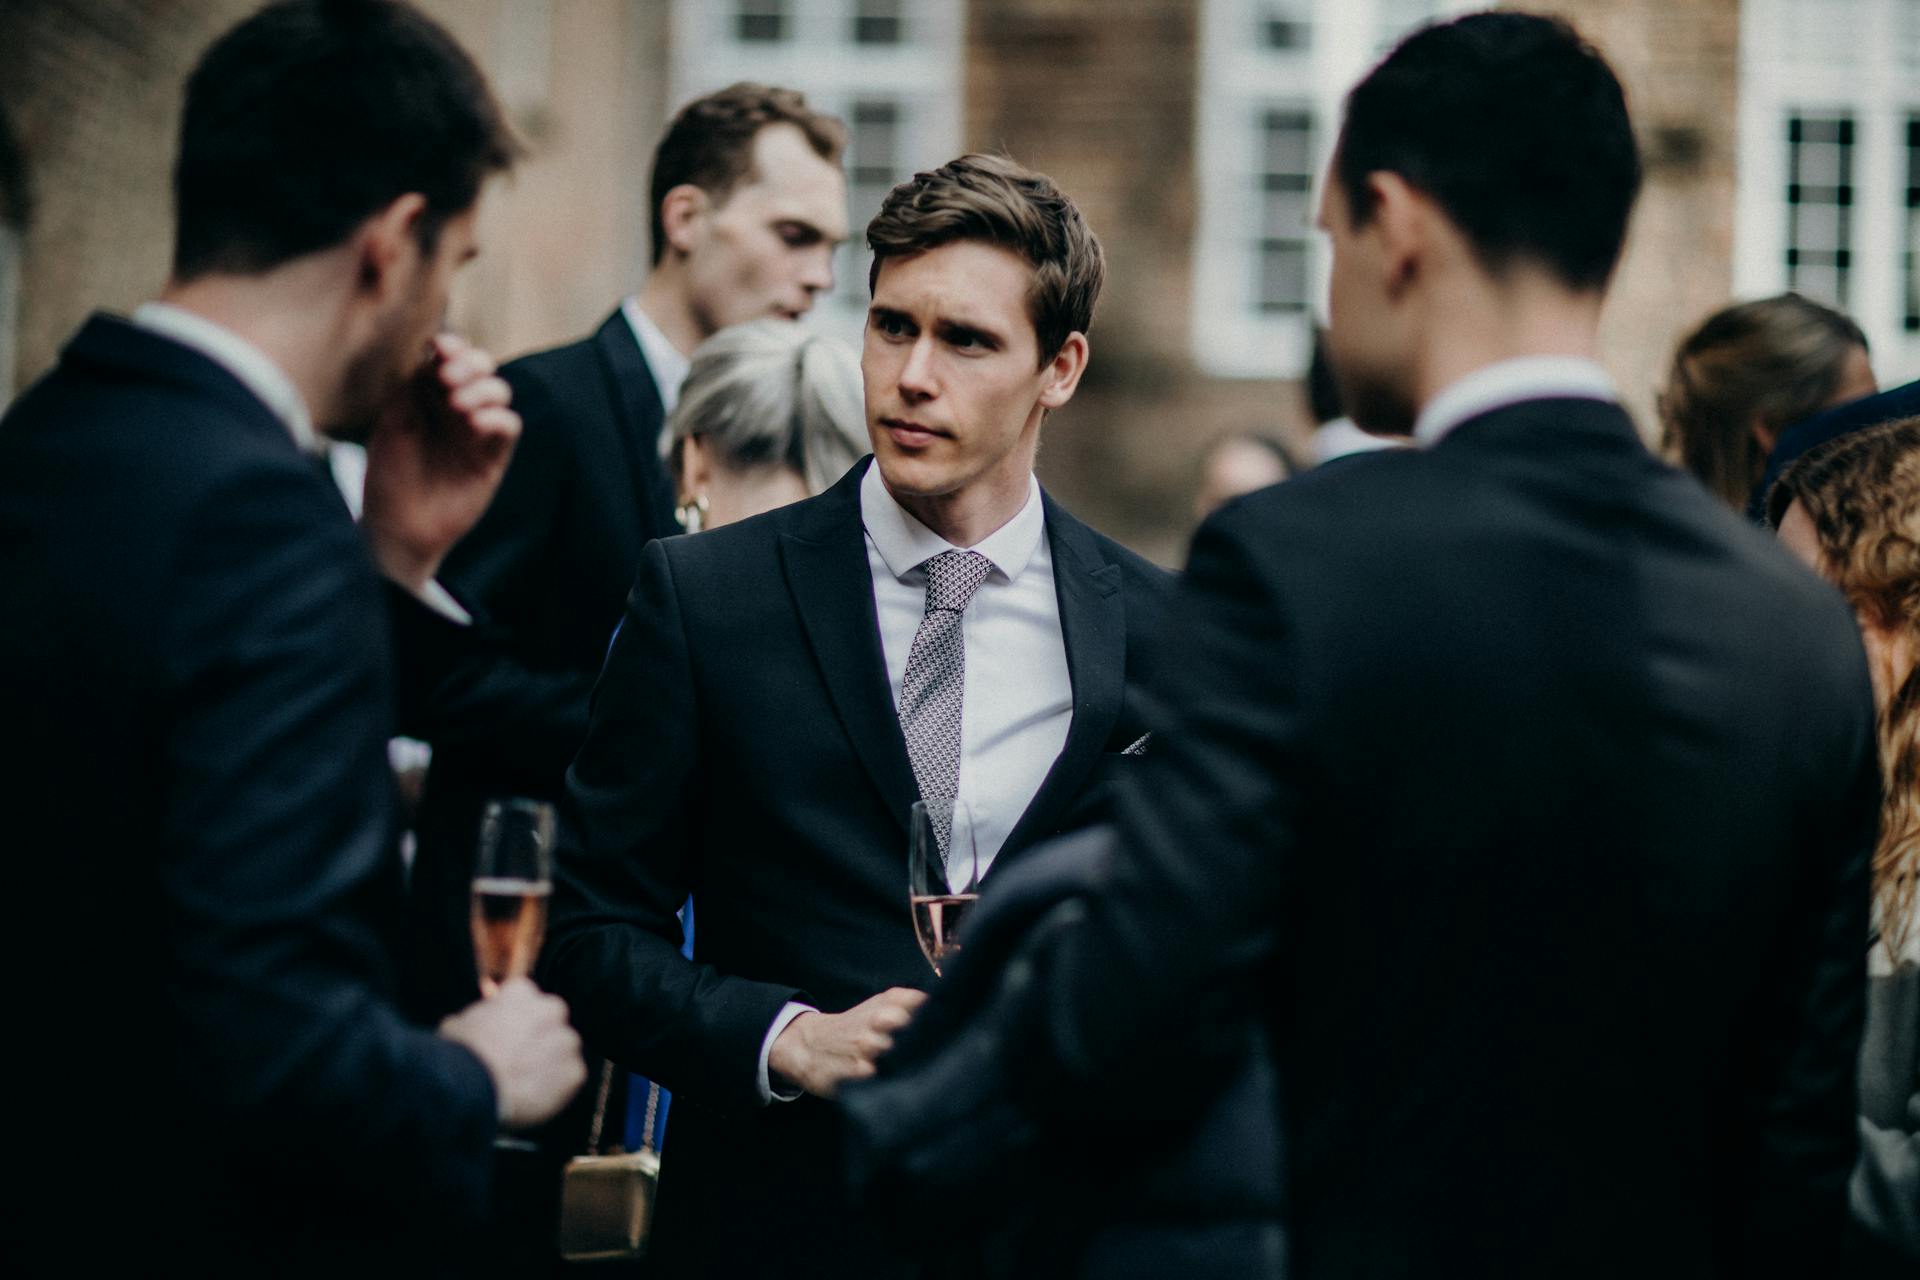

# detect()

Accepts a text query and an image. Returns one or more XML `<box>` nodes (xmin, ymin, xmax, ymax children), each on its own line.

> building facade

<box><xmin>2</xmin><ymin>0</ymin><xmax>1912</xmax><ymax>559</ymax></box>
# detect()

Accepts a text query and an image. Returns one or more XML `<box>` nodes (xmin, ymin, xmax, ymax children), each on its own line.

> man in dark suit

<box><xmin>544</xmin><ymin>153</ymin><xmax>1173</xmax><ymax>1278</ymax></box>
<box><xmin>842</xmin><ymin>14</ymin><xmax>1879</xmax><ymax>1279</ymax></box>
<box><xmin>0</xmin><ymin>2</ymin><xmax>583</xmax><ymax>1267</ymax></box>
<box><xmin>403</xmin><ymin>82</ymin><xmax>850</xmax><ymax>1022</ymax></box>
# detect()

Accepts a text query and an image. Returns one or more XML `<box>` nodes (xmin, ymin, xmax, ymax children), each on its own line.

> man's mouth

<box><xmin>881</xmin><ymin>417</ymin><xmax>950</xmax><ymax>448</ymax></box>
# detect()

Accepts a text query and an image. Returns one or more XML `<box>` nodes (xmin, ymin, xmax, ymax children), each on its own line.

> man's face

<box><xmin>682</xmin><ymin>123</ymin><xmax>848</xmax><ymax>336</ymax></box>
<box><xmin>863</xmin><ymin>239</ymin><xmax>1063</xmax><ymax>508</ymax></box>
<box><xmin>1315</xmin><ymin>170</ymin><xmax>1418</xmax><ymax>436</ymax></box>
<box><xmin>332</xmin><ymin>204</ymin><xmax>478</xmax><ymax>442</ymax></box>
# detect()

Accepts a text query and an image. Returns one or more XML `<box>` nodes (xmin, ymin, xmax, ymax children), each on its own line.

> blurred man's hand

<box><xmin>439</xmin><ymin>977</ymin><xmax>586</xmax><ymax>1130</ymax></box>
<box><xmin>363</xmin><ymin>333</ymin><xmax>519</xmax><ymax>593</ymax></box>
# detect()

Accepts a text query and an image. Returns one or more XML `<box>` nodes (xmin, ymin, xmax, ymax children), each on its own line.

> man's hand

<box><xmin>363</xmin><ymin>333</ymin><xmax>520</xmax><ymax>594</ymax></box>
<box><xmin>439</xmin><ymin>977</ymin><xmax>586</xmax><ymax>1130</ymax></box>
<box><xmin>768</xmin><ymin>987</ymin><xmax>928</xmax><ymax>1099</ymax></box>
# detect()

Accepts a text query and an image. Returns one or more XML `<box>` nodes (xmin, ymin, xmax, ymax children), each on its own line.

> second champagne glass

<box><xmin>909</xmin><ymin>798</ymin><xmax>979</xmax><ymax>977</ymax></box>
<box><xmin>470</xmin><ymin>797</ymin><xmax>554</xmax><ymax>997</ymax></box>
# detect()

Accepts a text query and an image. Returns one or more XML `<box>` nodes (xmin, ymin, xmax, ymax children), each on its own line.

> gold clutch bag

<box><xmin>557</xmin><ymin>1065</ymin><xmax>661</xmax><ymax>1262</ymax></box>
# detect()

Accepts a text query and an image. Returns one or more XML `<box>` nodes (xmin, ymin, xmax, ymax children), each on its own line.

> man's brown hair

<box><xmin>866</xmin><ymin>153</ymin><xmax>1105</xmax><ymax>365</ymax></box>
<box><xmin>648</xmin><ymin>82</ymin><xmax>846</xmax><ymax>266</ymax></box>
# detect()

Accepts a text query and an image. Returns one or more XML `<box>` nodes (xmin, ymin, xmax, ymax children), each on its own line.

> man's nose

<box><xmin>898</xmin><ymin>336</ymin><xmax>937</xmax><ymax>400</ymax></box>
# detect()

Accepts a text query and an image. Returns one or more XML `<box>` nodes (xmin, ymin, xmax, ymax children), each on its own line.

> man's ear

<box><xmin>1366</xmin><ymin>172</ymin><xmax>1426</xmax><ymax>298</ymax></box>
<box><xmin>659</xmin><ymin>184</ymin><xmax>710</xmax><ymax>258</ymax></box>
<box><xmin>1037</xmin><ymin>332</ymin><xmax>1091</xmax><ymax>412</ymax></box>
<box><xmin>357</xmin><ymin>192</ymin><xmax>429</xmax><ymax>298</ymax></box>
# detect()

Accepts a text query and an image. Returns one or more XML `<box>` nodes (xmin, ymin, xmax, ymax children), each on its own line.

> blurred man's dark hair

<box><xmin>1335</xmin><ymin>11</ymin><xmax>1640</xmax><ymax>292</ymax></box>
<box><xmin>648</xmin><ymin>82</ymin><xmax>846</xmax><ymax>266</ymax></box>
<box><xmin>173</xmin><ymin>0</ymin><xmax>518</xmax><ymax>279</ymax></box>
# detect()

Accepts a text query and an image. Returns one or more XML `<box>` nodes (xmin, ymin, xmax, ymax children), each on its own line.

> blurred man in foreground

<box><xmin>0</xmin><ymin>0</ymin><xmax>583</xmax><ymax>1266</ymax></box>
<box><xmin>844</xmin><ymin>14</ymin><xmax>1877</xmax><ymax>1278</ymax></box>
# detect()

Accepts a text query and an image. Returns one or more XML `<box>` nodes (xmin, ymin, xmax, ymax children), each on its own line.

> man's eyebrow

<box><xmin>868</xmin><ymin>304</ymin><xmax>914</xmax><ymax>325</ymax></box>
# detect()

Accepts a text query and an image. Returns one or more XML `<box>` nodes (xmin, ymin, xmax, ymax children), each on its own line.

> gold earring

<box><xmin>675</xmin><ymin>493</ymin><xmax>709</xmax><ymax>533</ymax></box>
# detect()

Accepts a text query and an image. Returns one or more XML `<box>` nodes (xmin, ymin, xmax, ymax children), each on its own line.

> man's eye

<box><xmin>874</xmin><ymin>314</ymin><xmax>910</xmax><ymax>338</ymax></box>
<box><xmin>779</xmin><ymin>224</ymin><xmax>818</xmax><ymax>247</ymax></box>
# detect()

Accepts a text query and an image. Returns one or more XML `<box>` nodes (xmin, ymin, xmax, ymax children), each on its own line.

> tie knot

<box><xmin>921</xmin><ymin>550</ymin><xmax>992</xmax><ymax>614</ymax></box>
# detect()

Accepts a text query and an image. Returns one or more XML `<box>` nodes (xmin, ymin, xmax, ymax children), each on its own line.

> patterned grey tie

<box><xmin>898</xmin><ymin>550</ymin><xmax>993</xmax><ymax>858</ymax></box>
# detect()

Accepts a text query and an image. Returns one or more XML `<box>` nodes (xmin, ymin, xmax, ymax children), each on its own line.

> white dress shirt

<box><xmin>621</xmin><ymin>295</ymin><xmax>691</xmax><ymax>417</ymax></box>
<box><xmin>129</xmin><ymin>302</ymin><xmax>470</xmax><ymax>623</ymax></box>
<box><xmin>756</xmin><ymin>460</ymin><xmax>1075</xmax><ymax>1101</ymax></box>
<box><xmin>1413</xmin><ymin>355</ymin><xmax>1618</xmax><ymax>446</ymax></box>
<box><xmin>1312</xmin><ymin>416</ymin><xmax>1407</xmax><ymax>465</ymax></box>
<box><xmin>133</xmin><ymin>302</ymin><xmax>319</xmax><ymax>453</ymax></box>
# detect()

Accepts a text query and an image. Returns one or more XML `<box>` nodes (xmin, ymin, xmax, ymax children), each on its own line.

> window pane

<box><xmin>1790</xmin><ymin>262</ymin><xmax>1844</xmax><ymax>309</ymax></box>
<box><xmin>1908</xmin><ymin>115</ymin><xmax>1920</xmax><ymax>329</ymax></box>
<box><xmin>849</xmin><ymin>100</ymin><xmax>900</xmax><ymax>186</ymax></box>
<box><xmin>1785</xmin><ymin>113</ymin><xmax>1854</xmax><ymax>309</ymax></box>
<box><xmin>1257</xmin><ymin>241</ymin><xmax>1308</xmax><ymax>312</ymax></box>
<box><xmin>1263</xmin><ymin>110</ymin><xmax>1314</xmax><ymax>175</ymax></box>
<box><xmin>1258</xmin><ymin>1</ymin><xmax>1311</xmax><ymax>51</ymax></box>
<box><xmin>736</xmin><ymin>0</ymin><xmax>788</xmax><ymax>43</ymax></box>
<box><xmin>854</xmin><ymin>0</ymin><xmax>905</xmax><ymax>45</ymax></box>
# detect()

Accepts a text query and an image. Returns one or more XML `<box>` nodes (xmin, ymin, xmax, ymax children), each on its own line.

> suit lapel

<box><xmin>779</xmin><ymin>469</ymin><xmax>922</xmax><ymax>838</ymax></box>
<box><xmin>999</xmin><ymin>494</ymin><xmax>1125</xmax><ymax>862</ymax></box>
<box><xmin>592</xmin><ymin>311</ymin><xmax>678</xmax><ymax>540</ymax></box>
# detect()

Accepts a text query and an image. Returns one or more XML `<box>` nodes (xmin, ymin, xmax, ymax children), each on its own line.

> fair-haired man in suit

<box><xmin>843</xmin><ymin>13</ymin><xmax>1879</xmax><ymax>1279</ymax></box>
<box><xmin>402</xmin><ymin>81</ymin><xmax>851</xmax><ymax>1022</ymax></box>
<box><xmin>545</xmin><ymin>153</ymin><xmax>1173</xmax><ymax>1278</ymax></box>
<box><xmin>0</xmin><ymin>1</ymin><xmax>585</xmax><ymax>1267</ymax></box>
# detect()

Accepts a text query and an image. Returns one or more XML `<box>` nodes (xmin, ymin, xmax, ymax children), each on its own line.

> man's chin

<box><xmin>872</xmin><ymin>450</ymin><xmax>960</xmax><ymax>501</ymax></box>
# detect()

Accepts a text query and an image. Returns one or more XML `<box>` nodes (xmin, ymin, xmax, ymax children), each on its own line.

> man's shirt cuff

<box><xmin>756</xmin><ymin>1001</ymin><xmax>815</xmax><ymax>1104</ymax></box>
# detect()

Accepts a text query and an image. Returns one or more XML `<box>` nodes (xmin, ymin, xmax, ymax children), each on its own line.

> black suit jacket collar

<box><xmin>592</xmin><ymin>308</ymin><xmax>672</xmax><ymax>519</ymax></box>
<box><xmin>66</xmin><ymin>313</ymin><xmax>294</xmax><ymax>451</ymax></box>
<box><xmin>1434</xmin><ymin>396</ymin><xmax>1643</xmax><ymax>454</ymax></box>
<box><xmin>777</xmin><ymin>462</ymin><xmax>1127</xmax><ymax>865</ymax></box>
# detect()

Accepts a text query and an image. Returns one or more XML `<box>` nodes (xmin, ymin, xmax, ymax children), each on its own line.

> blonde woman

<box><xmin>664</xmin><ymin>318</ymin><xmax>867</xmax><ymax>531</ymax></box>
<box><xmin>1771</xmin><ymin>417</ymin><xmax>1920</xmax><ymax>1270</ymax></box>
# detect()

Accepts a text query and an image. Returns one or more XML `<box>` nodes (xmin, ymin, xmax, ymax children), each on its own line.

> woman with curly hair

<box><xmin>1770</xmin><ymin>417</ymin><xmax>1920</xmax><ymax>1271</ymax></box>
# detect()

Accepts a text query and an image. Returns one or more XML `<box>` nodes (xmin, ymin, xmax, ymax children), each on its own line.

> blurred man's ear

<box><xmin>356</xmin><ymin>192</ymin><xmax>429</xmax><ymax>298</ymax></box>
<box><xmin>659</xmin><ymin>185</ymin><xmax>709</xmax><ymax>259</ymax></box>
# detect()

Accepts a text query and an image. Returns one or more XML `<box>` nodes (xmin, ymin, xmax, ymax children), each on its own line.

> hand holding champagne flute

<box><xmin>471</xmin><ymin>797</ymin><xmax>554</xmax><ymax>996</ymax></box>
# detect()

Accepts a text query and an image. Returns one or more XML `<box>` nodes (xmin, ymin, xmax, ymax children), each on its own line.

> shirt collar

<box><xmin>131</xmin><ymin>301</ymin><xmax>319</xmax><ymax>454</ymax></box>
<box><xmin>860</xmin><ymin>458</ymin><xmax>1046</xmax><ymax>585</ymax></box>
<box><xmin>621</xmin><ymin>295</ymin><xmax>692</xmax><ymax>415</ymax></box>
<box><xmin>1313</xmin><ymin>416</ymin><xmax>1406</xmax><ymax>464</ymax></box>
<box><xmin>1413</xmin><ymin>355</ymin><xmax>1617</xmax><ymax>447</ymax></box>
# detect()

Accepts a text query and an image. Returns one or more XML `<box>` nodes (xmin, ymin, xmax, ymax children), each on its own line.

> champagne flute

<box><xmin>909</xmin><ymin>798</ymin><xmax>979</xmax><ymax>977</ymax></box>
<box><xmin>470</xmin><ymin>797</ymin><xmax>554</xmax><ymax>997</ymax></box>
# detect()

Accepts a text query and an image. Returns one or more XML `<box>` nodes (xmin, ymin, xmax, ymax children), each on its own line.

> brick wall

<box><xmin>1517</xmin><ymin>0</ymin><xmax>1743</xmax><ymax>441</ymax></box>
<box><xmin>967</xmin><ymin>0</ymin><xmax>1308</xmax><ymax>563</ymax></box>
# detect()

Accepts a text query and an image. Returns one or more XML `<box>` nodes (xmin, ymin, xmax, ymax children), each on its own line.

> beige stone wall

<box><xmin>0</xmin><ymin>0</ymin><xmax>672</xmax><ymax>391</ymax></box>
<box><xmin>0</xmin><ymin>0</ymin><xmax>256</xmax><ymax>390</ymax></box>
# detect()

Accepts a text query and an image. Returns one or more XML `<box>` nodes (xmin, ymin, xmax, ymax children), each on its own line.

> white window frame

<box><xmin>1735</xmin><ymin>0</ymin><xmax>1920</xmax><ymax>382</ymax></box>
<box><xmin>670</xmin><ymin>0</ymin><xmax>965</xmax><ymax>350</ymax></box>
<box><xmin>1191</xmin><ymin>0</ymin><xmax>1475</xmax><ymax>378</ymax></box>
